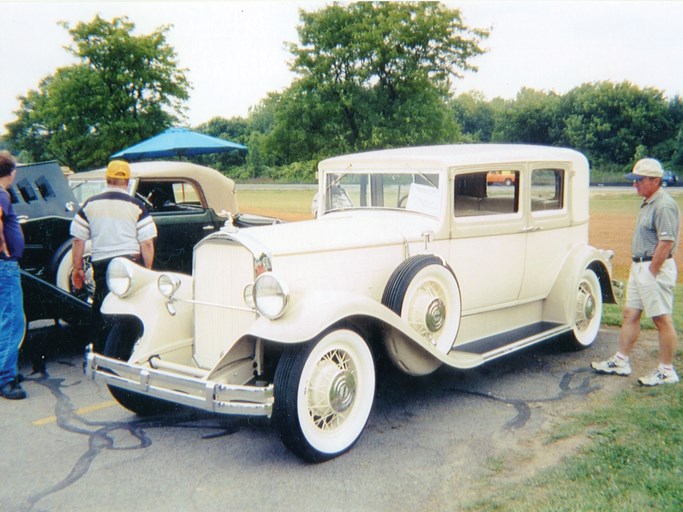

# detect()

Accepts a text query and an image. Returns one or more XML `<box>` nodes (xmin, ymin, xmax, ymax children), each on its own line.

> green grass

<box><xmin>463</xmin><ymin>374</ymin><xmax>683</xmax><ymax>511</ymax></box>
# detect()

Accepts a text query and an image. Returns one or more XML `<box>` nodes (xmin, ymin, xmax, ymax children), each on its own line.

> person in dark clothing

<box><xmin>0</xmin><ymin>151</ymin><xmax>27</xmax><ymax>400</ymax></box>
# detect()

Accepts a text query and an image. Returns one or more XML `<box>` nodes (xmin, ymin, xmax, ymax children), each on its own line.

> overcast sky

<box><xmin>2</xmin><ymin>1</ymin><xmax>682</xmax><ymax>136</ymax></box>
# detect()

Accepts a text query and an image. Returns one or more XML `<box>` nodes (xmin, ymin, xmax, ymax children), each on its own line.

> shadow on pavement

<box><xmin>20</xmin><ymin>321</ymin><xmax>87</xmax><ymax>376</ymax></box>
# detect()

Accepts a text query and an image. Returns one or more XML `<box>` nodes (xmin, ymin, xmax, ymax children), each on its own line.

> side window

<box><xmin>137</xmin><ymin>181</ymin><xmax>203</xmax><ymax>212</ymax></box>
<box><xmin>531</xmin><ymin>169</ymin><xmax>564</xmax><ymax>212</ymax></box>
<box><xmin>6</xmin><ymin>187</ymin><xmax>20</xmax><ymax>204</ymax></box>
<box><xmin>454</xmin><ymin>170</ymin><xmax>519</xmax><ymax>217</ymax></box>
<box><xmin>34</xmin><ymin>175</ymin><xmax>56</xmax><ymax>200</ymax></box>
<box><xmin>16</xmin><ymin>178</ymin><xmax>38</xmax><ymax>203</ymax></box>
<box><xmin>171</xmin><ymin>182</ymin><xmax>201</xmax><ymax>206</ymax></box>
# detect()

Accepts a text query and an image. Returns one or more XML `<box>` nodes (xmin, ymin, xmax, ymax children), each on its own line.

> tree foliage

<box><xmin>557</xmin><ymin>82</ymin><xmax>675</xmax><ymax>167</ymax></box>
<box><xmin>5</xmin><ymin>6</ymin><xmax>683</xmax><ymax>181</ymax></box>
<box><xmin>447</xmin><ymin>82</ymin><xmax>683</xmax><ymax>175</ymax></box>
<box><xmin>6</xmin><ymin>16</ymin><xmax>189</xmax><ymax>171</ymax></box>
<box><xmin>265</xmin><ymin>1</ymin><xmax>488</xmax><ymax>161</ymax></box>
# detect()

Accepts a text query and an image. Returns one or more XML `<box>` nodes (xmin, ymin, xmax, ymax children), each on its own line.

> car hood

<box><xmin>220</xmin><ymin>211</ymin><xmax>438</xmax><ymax>257</ymax></box>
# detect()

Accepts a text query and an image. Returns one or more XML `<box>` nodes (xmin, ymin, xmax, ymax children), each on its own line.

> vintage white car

<box><xmin>85</xmin><ymin>144</ymin><xmax>617</xmax><ymax>462</ymax></box>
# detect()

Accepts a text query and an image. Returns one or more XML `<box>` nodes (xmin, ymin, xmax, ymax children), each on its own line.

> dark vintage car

<box><xmin>9</xmin><ymin>161</ymin><xmax>87</xmax><ymax>324</ymax></box>
<box><xmin>13</xmin><ymin>160</ymin><xmax>274</xmax><ymax>324</ymax></box>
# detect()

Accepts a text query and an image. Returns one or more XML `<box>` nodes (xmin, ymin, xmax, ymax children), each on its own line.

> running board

<box><xmin>447</xmin><ymin>322</ymin><xmax>570</xmax><ymax>367</ymax></box>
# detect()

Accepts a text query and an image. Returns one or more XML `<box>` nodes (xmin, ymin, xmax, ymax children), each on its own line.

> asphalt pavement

<box><xmin>2</xmin><ymin>321</ymin><xmax>661</xmax><ymax>512</ymax></box>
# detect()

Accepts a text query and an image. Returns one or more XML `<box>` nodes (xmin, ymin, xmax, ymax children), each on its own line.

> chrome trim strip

<box><xmin>179</xmin><ymin>297</ymin><xmax>255</xmax><ymax>312</ymax></box>
<box><xmin>481</xmin><ymin>325</ymin><xmax>570</xmax><ymax>361</ymax></box>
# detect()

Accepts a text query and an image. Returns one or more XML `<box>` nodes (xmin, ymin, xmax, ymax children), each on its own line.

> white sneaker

<box><xmin>591</xmin><ymin>355</ymin><xmax>632</xmax><ymax>376</ymax></box>
<box><xmin>638</xmin><ymin>368</ymin><xmax>680</xmax><ymax>386</ymax></box>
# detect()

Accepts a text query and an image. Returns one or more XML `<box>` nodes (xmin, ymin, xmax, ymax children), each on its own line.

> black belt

<box><xmin>92</xmin><ymin>253</ymin><xmax>142</xmax><ymax>270</ymax></box>
<box><xmin>632</xmin><ymin>255</ymin><xmax>672</xmax><ymax>263</ymax></box>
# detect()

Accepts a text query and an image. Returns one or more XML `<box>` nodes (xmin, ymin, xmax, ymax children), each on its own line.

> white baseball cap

<box><xmin>625</xmin><ymin>158</ymin><xmax>664</xmax><ymax>181</ymax></box>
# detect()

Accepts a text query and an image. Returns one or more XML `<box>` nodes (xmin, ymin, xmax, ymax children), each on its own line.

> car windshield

<box><xmin>70</xmin><ymin>178</ymin><xmax>135</xmax><ymax>204</ymax></box>
<box><xmin>322</xmin><ymin>171</ymin><xmax>441</xmax><ymax>217</ymax></box>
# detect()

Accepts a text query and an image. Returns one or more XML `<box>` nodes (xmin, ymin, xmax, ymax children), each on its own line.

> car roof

<box><xmin>318</xmin><ymin>144</ymin><xmax>588</xmax><ymax>172</ymax></box>
<box><xmin>70</xmin><ymin>161</ymin><xmax>238</xmax><ymax>213</ymax></box>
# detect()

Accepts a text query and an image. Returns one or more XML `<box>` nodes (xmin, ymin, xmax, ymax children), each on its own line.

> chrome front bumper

<box><xmin>84</xmin><ymin>346</ymin><xmax>274</xmax><ymax>417</ymax></box>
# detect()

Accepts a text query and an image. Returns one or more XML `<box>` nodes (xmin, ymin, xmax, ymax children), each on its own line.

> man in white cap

<box><xmin>592</xmin><ymin>158</ymin><xmax>680</xmax><ymax>385</ymax></box>
<box><xmin>70</xmin><ymin>160</ymin><xmax>157</xmax><ymax>350</ymax></box>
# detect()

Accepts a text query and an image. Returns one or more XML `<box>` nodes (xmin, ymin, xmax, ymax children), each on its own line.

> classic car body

<box><xmin>12</xmin><ymin>160</ymin><xmax>270</xmax><ymax>324</ymax></box>
<box><xmin>85</xmin><ymin>144</ymin><xmax>617</xmax><ymax>462</ymax></box>
<box><xmin>60</xmin><ymin>161</ymin><xmax>274</xmax><ymax>301</ymax></box>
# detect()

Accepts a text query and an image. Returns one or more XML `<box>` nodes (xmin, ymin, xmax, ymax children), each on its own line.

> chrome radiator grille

<box><xmin>193</xmin><ymin>239</ymin><xmax>256</xmax><ymax>368</ymax></box>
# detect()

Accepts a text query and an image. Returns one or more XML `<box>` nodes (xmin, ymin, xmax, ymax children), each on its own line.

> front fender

<box><xmin>245</xmin><ymin>289</ymin><xmax>397</xmax><ymax>343</ymax></box>
<box><xmin>101</xmin><ymin>264</ymin><xmax>194</xmax><ymax>361</ymax></box>
<box><xmin>244</xmin><ymin>289</ymin><xmax>450</xmax><ymax>365</ymax></box>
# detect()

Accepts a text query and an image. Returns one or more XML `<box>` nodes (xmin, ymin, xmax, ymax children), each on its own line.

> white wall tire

<box><xmin>273</xmin><ymin>328</ymin><xmax>375</xmax><ymax>462</ymax></box>
<box><xmin>382</xmin><ymin>255</ymin><xmax>461</xmax><ymax>355</ymax></box>
<box><xmin>569</xmin><ymin>269</ymin><xmax>602</xmax><ymax>349</ymax></box>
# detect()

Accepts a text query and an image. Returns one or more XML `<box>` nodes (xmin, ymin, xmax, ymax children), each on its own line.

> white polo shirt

<box><xmin>70</xmin><ymin>187</ymin><xmax>157</xmax><ymax>262</ymax></box>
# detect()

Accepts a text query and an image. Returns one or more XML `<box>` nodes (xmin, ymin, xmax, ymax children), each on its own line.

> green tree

<box><xmin>268</xmin><ymin>1</ymin><xmax>488</xmax><ymax>160</ymax></box>
<box><xmin>7</xmin><ymin>16</ymin><xmax>189</xmax><ymax>171</ymax></box>
<box><xmin>557</xmin><ymin>81</ymin><xmax>674</xmax><ymax>168</ymax></box>
<box><xmin>450</xmin><ymin>91</ymin><xmax>497</xmax><ymax>142</ymax></box>
<box><xmin>194</xmin><ymin>117</ymin><xmax>250</xmax><ymax>172</ymax></box>
<box><xmin>490</xmin><ymin>88</ymin><xmax>561</xmax><ymax>145</ymax></box>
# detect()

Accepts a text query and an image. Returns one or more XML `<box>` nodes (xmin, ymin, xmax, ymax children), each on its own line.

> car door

<box><xmin>448</xmin><ymin>167</ymin><xmax>526</xmax><ymax>312</ymax></box>
<box><xmin>135</xmin><ymin>179</ymin><xmax>222</xmax><ymax>273</ymax></box>
<box><xmin>519</xmin><ymin>166</ymin><xmax>573</xmax><ymax>299</ymax></box>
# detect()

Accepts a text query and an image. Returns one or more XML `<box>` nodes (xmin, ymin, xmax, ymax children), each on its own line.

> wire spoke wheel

<box><xmin>569</xmin><ymin>269</ymin><xmax>602</xmax><ymax>349</ymax></box>
<box><xmin>273</xmin><ymin>328</ymin><xmax>375</xmax><ymax>462</ymax></box>
<box><xmin>382</xmin><ymin>255</ymin><xmax>460</xmax><ymax>355</ymax></box>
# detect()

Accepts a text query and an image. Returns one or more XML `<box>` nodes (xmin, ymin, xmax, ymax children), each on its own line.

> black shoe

<box><xmin>0</xmin><ymin>380</ymin><xmax>27</xmax><ymax>400</ymax></box>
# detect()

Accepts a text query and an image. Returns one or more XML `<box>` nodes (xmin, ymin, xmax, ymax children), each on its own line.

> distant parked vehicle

<box><xmin>486</xmin><ymin>170</ymin><xmax>516</xmax><ymax>186</ymax></box>
<box><xmin>662</xmin><ymin>170</ymin><xmax>678</xmax><ymax>187</ymax></box>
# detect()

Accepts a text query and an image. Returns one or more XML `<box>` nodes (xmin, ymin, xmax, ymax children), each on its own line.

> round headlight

<box><xmin>253</xmin><ymin>273</ymin><xmax>289</xmax><ymax>320</ymax></box>
<box><xmin>107</xmin><ymin>258</ymin><xmax>134</xmax><ymax>297</ymax></box>
<box><xmin>158</xmin><ymin>274</ymin><xmax>181</xmax><ymax>299</ymax></box>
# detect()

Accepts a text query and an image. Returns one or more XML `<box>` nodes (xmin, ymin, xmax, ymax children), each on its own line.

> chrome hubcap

<box><xmin>425</xmin><ymin>297</ymin><xmax>446</xmax><ymax>332</ymax></box>
<box><xmin>309</xmin><ymin>352</ymin><xmax>356</xmax><ymax>416</ymax></box>
<box><xmin>329</xmin><ymin>371</ymin><xmax>356</xmax><ymax>412</ymax></box>
<box><xmin>576</xmin><ymin>283</ymin><xmax>595</xmax><ymax>330</ymax></box>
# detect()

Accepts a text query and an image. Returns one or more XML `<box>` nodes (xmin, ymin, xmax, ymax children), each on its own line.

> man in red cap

<box><xmin>70</xmin><ymin>160</ymin><xmax>157</xmax><ymax>350</ymax></box>
<box><xmin>592</xmin><ymin>158</ymin><xmax>680</xmax><ymax>385</ymax></box>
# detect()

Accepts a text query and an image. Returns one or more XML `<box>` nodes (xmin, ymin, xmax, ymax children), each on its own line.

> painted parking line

<box><xmin>32</xmin><ymin>400</ymin><xmax>118</xmax><ymax>426</ymax></box>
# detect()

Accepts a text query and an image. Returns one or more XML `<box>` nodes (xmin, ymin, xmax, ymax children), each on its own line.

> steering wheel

<box><xmin>135</xmin><ymin>193</ymin><xmax>154</xmax><ymax>210</ymax></box>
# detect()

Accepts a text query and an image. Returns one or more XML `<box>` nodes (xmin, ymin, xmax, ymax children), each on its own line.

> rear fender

<box><xmin>543</xmin><ymin>244</ymin><xmax>616</xmax><ymax>324</ymax></box>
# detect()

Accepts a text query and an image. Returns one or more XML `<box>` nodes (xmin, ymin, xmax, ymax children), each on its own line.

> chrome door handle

<box><xmin>522</xmin><ymin>226</ymin><xmax>542</xmax><ymax>233</ymax></box>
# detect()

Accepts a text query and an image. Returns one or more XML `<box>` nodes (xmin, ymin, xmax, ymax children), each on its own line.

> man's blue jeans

<box><xmin>0</xmin><ymin>261</ymin><xmax>25</xmax><ymax>386</ymax></box>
